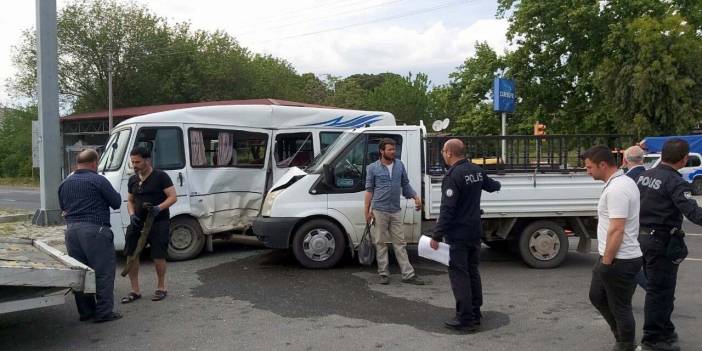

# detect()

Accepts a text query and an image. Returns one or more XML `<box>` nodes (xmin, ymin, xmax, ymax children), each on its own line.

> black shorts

<box><xmin>124</xmin><ymin>220</ymin><xmax>170</xmax><ymax>259</ymax></box>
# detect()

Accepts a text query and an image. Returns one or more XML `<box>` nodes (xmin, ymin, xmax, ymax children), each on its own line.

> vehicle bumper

<box><xmin>253</xmin><ymin>217</ymin><xmax>300</xmax><ymax>249</ymax></box>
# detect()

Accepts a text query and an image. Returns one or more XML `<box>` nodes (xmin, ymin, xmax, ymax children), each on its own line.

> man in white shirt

<box><xmin>583</xmin><ymin>145</ymin><xmax>643</xmax><ymax>351</ymax></box>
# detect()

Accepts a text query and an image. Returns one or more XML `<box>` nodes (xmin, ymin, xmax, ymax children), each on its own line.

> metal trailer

<box><xmin>0</xmin><ymin>238</ymin><xmax>95</xmax><ymax>315</ymax></box>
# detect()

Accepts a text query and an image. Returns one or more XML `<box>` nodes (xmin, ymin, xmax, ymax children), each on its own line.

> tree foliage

<box><xmin>0</xmin><ymin>106</ymin><xmax>36</xmax><ymax>177</ymax></box>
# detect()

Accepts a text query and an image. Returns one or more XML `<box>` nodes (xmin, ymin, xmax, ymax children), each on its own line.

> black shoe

<box><xmin>93</xmin><ymin>312</ymin><xmax>123</xmax><ymax>323</ymax></box>
<box><xmin>379</xmin><ymin>275</ymin><xmax>390</xmax><ymax>285</ymax></box>
<box><xmin>443</xmin><ymin>319</ymin><xmax>478</xmax><ymax>332</ymax></box>
<box><xmin>637</xmin><ymin>341</ymin><xmax>680</xmax><ymax>351</ymax></box>
<box><xmin>612</xmin><ymin>342</ymin><xmax>635</xmax><ymax>351</ymax></box>
<box><xmin>79</xmin><ymin>314</ymin><xmax>94</xmax><ymax>322</ymax></box>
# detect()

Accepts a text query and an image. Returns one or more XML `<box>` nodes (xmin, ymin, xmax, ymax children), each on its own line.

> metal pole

<box><xmin>501</xmin><ymin>112</ymin><xmax>507</xmax><ymax>163</ymax></box>
<box><xmin>32</xmin><ymin>0</ymin><xmax>63</xmax><ymax>226</ymax></box>
<box><xmin>107</xmin><ymin>53</ymin><xmax>113</xmax><ymax>133</ymax></box>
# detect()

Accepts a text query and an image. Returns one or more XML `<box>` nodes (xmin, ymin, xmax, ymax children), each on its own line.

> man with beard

<box><xmin>121</xmin><ymin>147</ymin><xmax>177</xmax><ymax>304</ymax></box>
<box><xmin>364</xmin><ymin>138</ymin><xmax>424</xmax><ymax>285</ymax></box>
<box><xmin>430</xmin><ymin>139</ymin><xmax>501</xmax><ymax>332</ymax></box>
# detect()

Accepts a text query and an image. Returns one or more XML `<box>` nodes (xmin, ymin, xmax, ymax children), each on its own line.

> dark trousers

<box><xmin>639</xmin><ymin>233</ymin><xmax>679</xmax><ymax>344</ymax></box>
<box><xmin>65</xmin><ymin>222</ymin><xmax>116</xmax><ymax>319</ymax></box>
<box><xmin>448</xmin><ymin>240</ymin><xmax>482</xmax><ymax>324</ymax></box>
<box><xmin>589</xmin><ymin>256</ymin><xmax>642</xmax><ymax>343</ymax></box>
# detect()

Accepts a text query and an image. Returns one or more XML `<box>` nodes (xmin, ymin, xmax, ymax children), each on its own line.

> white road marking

<box><xmin>686</xmin><ymin>258</ymin><xmax>702</xmax><ymax>262</ymax></box>
<box><xmin>685</xmin><ymin>233</ymin><xmax>702</xmax><ymax>237</ymax></box>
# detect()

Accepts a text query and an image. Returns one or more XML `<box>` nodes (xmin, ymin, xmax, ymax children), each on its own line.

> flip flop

<box><xmin>151</xmin><ymin>290</ymin><xmax>167</xmax><ymax>301</ymax></box>
<box><xmin>121</xmin><ymin>292</ymin><xmax>141</xmax><ymax>304</ymax></box>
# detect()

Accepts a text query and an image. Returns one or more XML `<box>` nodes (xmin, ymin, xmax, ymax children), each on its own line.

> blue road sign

<box><xmin>493</xmin><ymin>78</ymin><xmax>516</xmax><ymax>113</ymax></box>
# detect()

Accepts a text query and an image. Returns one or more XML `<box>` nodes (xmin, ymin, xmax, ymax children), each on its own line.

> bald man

<box><xmin>430</xmin><ymin>139</ymin><xmax>501</xmax><ymax>332</ymax></box>
<box><xmin>623</xmin><ymin>145</ymin><xmax>646</xmax><ymax>182</ymax></box>
<box><xmin>59</xmin><ymin>149</ymin><xmax>122</xmax><ymax>323</ymax></box>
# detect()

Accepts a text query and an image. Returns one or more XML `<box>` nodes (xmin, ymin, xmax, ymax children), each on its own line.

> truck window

<box><xmin>275</xmin><ymin>132</ymin><xmax>314</xmax><ymax>168</ymax></box>
<box><xmin>687</xmin><ymin>155</ymin><xmax>701</xmax><ymax>167</ymax></box>
<box><xmin>320</xmin><ymin>132</ymin><xmax>342</xmax><ymax>152</ymax></box>
<box><xmin>330</xmin><ymin>133</ymin><xmax>403</xmax><ymax>191</ymax></box>
<box><xmin>134</xmin><ymin>127</ymin><xmax>184</xmax><ymax>170</ymax></box>
<box><xmin>189</xmin><ymin>128</ymin><xmax>268</xmax><ymax>169</ymax></box>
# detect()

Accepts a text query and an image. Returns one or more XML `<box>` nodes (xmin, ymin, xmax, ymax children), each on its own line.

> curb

<box><xmin>0</xmin><ymin>214</ymin><xmax>33</xmax><ymax>224</ymax></box>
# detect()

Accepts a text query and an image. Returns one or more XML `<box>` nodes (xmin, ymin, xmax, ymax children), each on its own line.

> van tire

<box><xmin>292</xmin><ymin>219</ymin><xmax>346</xmax><ymax>269</ymax></box>
<box><xmin>692</xmin><ymin>178</ymin><xmax>702</xmax><ymax>195</ymax></box>
<box><xmin>167</xmin><ymin>217</ymin><xmax>206</xmax><ymax>261</ymax></box>
<box><xmin>518</xmin><ymin>221</ymin><xmax>568</xmax><ymax>269</ymax></box>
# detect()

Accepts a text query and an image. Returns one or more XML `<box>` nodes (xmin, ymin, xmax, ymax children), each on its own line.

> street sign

<box><xmin>493</xmin><ymin>78</ymin><xmax>516</xmax><ymax>113</ymax></box>
<box><xmin>31</xmin><ymin>121</ymin><xmax>39</xmax><ymax>168</ymax></box>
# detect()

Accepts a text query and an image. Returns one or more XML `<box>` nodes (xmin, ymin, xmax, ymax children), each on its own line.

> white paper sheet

<box><xmin>418</xmin><ymin>235</ymin><xmax>450</xmax><ymax>266</ymax></box>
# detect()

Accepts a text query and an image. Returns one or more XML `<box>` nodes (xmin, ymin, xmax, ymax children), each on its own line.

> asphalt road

<box><xmin>0</xmin><ymin>186</ymin><xmax>40</xmax><ymax>211</ymax></box>
<box><xmin>1</xmin><ymin>235</ymin><xmax>701</xmax><ymax>351</ymax></box>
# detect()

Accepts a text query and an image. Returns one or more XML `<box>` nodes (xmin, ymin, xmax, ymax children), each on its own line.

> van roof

<box><xmin>116</xmin><ymin>104</ymin><xmax>396</xmax><ymax>130</ymax></box>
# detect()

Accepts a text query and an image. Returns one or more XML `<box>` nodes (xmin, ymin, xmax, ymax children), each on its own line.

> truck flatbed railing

<box><xmin>424</xmin><ymin>134</ymin><xmax>634</xmax><ymax>175</ymax></box>
<box><xmin>0</xmin><ymin>238</ymin><xmax>95</xmax><ymax>314</ymax></box>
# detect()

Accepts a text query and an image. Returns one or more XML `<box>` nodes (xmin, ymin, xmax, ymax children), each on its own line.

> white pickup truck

<box><xmin>253</xmin><ymin>125</ymin><xmax>632</xmax><ymax>269</ymax></box>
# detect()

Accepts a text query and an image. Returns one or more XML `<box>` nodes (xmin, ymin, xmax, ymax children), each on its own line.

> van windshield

<box><xmin>98</xmin><ymin>128</ymin><xmax>131</xmax><ymax>172</ymax></box>
<box><xmin>306</xmin><ymin>131</ymin><xmax>360</xmax><ymax>174</ymax></box>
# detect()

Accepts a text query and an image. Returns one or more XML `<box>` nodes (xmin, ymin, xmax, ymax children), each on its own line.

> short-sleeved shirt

<box><xmin>128</xmin><ymin>169</ymin><xmax>173</xmax><ymax>222</ymax></box>
<box><xmin>597</xmin><ymin>170</ymin><xmax>642</xmax><ymax>259</ymax></box>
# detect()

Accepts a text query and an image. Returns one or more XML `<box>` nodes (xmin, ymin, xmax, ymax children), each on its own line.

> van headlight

<box><xmin>261</xmin><ymin>190</ymin><xmax>282</xmax><ymax>217</ymax></box>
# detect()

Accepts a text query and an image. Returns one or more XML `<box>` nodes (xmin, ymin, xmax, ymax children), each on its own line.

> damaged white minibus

<box><xmin>97</xmin><ymin>104</ymin><xmax>395</xmax><ymax>260</ymax></box>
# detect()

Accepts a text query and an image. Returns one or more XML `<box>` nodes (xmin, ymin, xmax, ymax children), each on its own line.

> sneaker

<box><xmin>443</xmin><ymin>319</ymin><xmax>478</xmax><ymax>332</ymax></box>
<box><xmin>401</xmin><ymin>275</ymin><xmax>426</xmax><ymax>285</ymax></box>
<box><xmin>379</xmin><ymin>275</ymin><xmax>390</xmax><ymax>285</ymax></box>
<box><xmin>93</xmin><ymin>312</ymin><xmax>123</xmax><ymax>323</ymax></box>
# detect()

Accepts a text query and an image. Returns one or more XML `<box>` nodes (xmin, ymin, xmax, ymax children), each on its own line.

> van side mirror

<box><xmin>322</xmin><ymin>164</ymin><xmax>334</xmax><ymax>187</ymax></box>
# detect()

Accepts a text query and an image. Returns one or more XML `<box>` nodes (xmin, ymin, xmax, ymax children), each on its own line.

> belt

<box><xmin>640</xmin><ymin>227</ymin><xmax>672</xmax><ymax>239</ymax></box>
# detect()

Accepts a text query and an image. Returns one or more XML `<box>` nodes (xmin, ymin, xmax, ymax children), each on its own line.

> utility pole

<box><xmin>107</xmin><ymin>52</ymin><xmax>113</xmax><ymax>133</ymax></box>
<box><xmin>32</xmin><ymin>0</ymin><xmax>63</xmax><ymax>226</ymax></box>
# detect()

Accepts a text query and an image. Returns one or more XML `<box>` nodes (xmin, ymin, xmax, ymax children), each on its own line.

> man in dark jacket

<box><xmin>624</xmin><ymin>145</ymin><xmax>648</xmax><ymax>290</ymax></box>
<box><xmin>430</xmin><ymin>139</ymin><xmax>501</xmax><ymax>332</ymax></box>
<box><xmin>636</xmin><ymin>139</ymin><xmax>702</xmax><ymax>351</ymax></box>
<box><xmin>58</xmin><ymin>149</ymin><xmax>122</xmax><ymax>323</ymax></box>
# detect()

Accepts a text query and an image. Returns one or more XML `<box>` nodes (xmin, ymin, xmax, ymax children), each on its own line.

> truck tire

<box><xmin>167</xmin><ymin>217</ymin><xmax>206</xmax><ymax>261</ymax></box>
<box><xmin>518</xmin><ymin>221</ymin><xmax>568</xmax><ymax>269</ymax></box>
<box><xmin>693</xmin><ymin>178</ymin><xmax>702</xmax><ymax>195</ymax></box>
<box><xmin>292</xmin><ymin>219</ymin><xmax>346</xmax><ymax>269</ymax></box>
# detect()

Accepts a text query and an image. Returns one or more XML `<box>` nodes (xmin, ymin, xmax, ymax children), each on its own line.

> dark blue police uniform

<box><xmin>637</xmin><ymin>164</ymin><xmax>702</xmax><ymax>346</ymax></box>
<box><xmin>431</xmin><ymin>159</ymin><xmax>501</xmax><ymax>326</ymax></box>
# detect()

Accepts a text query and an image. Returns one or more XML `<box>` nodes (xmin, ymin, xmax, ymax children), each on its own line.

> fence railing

<box><xmin>424</xmin><ymin>134</ymin><xmax>635</xmax><ymax>175</ymax></box>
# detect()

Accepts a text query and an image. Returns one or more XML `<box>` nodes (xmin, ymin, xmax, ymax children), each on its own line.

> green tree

<box><xmin>364</xmin><ymin>72</ymin><xmax>430</xmax><ymax>125</ymax></box>
<box><xmin>0</xmin><ymin>106</ymin><xmax>36</xmax><ymax>178</ymax></box>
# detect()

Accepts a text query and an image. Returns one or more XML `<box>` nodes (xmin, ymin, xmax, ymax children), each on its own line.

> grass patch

<box><xmin>0</xmin><ymin>177</ymin><xmax>39</xmax><ymax>187</ymax></box>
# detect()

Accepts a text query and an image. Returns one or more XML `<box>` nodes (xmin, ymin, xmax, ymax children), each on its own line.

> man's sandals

<box><xmin>152</xmin><ymin>290</ymin><xmax>167</xmax><ymax>301</ymax></box>
<box><xmin>121</xmin><ymin>292</ymin><xmax>141</xmax><ymax>304</ymax></box>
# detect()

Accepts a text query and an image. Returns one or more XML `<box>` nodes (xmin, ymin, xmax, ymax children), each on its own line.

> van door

<box><xmin>325</xmin><ymin>131</ymin><xmax>411</xmax><ymax>245</ymax></box>
<box><xmin>186</xmin><ymin>126</ymin><xmax>270</xmax><ymax>232</ymax></box>
<box><xmin>121</xmin><ymin>126</ymin><xmax>189</xmax><ymax>229</ymax></box>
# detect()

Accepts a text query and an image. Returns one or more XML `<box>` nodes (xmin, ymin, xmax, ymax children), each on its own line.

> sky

<box><xmin>0</xmin><ymin>0</ymin><xmax>510</xmax><ymax>107</ymax></box>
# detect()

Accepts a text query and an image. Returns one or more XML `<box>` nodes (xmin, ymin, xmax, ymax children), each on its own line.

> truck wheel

<box><xmin>292</xmin><ymin>219</ymin><xmax>346</xmax><ymax>269</ymax></box>
<box><xmin>167</xmin><ymin>217</ymin><xmax>206</xmax><ymax>261</ymax></box>
<box><xmin>693</xmin><ymin>178</ymin><xmax>702</xmax><ymax>195</ymax></box>
<box><xmin>518</xmin><ymin>221</ymin><xmax>568</xmax><ymax>269</ymax></box>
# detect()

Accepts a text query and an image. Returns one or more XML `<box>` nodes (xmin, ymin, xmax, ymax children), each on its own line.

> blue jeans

<box><xmin>65</xmin><ymin>222</ymin><xmax>116</xmax><ymax>319</ymax></box>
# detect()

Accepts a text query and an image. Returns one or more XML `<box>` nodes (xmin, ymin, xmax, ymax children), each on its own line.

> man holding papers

<box><xmin>430</xmin><ymin>139</ymin><xmax>501</xmax><ymax>332</ymax></box>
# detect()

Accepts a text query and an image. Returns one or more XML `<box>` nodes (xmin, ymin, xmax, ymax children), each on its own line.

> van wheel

<box><xmin>292</xmin><ymin>219</ymin><xmax>346</xmax><ymax>269</ymax></box>
<box><xmin>518</xmin><ymin>221</ymin><xmax>568</xmax><ymax>269</ymax></box>
<box><xmin>693</xmin><ymin>178</ymin><xmax>702</xmax><ymax>195</ymax></box>
<box><xmin>168</xmin><ymin>217</ymin><xmax>206</xmax><ymax>261</ymax></box>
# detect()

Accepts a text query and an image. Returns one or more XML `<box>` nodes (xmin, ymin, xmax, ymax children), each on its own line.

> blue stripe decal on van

<box><xmin>302</xmin><ymin>114</ymin><xmax>383</xmax><ymax>128</ymax></box>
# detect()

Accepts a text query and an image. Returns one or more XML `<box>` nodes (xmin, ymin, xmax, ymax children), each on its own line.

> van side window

<box><xmin>320</xmin><ymin>132</ymin><xmax>342</xmax><ymax>152</ymax></box>
<box><xmin>275</xmin><ymin>132</ymin><xmax>314</xmax><ymax>168</ymax></box>
<box><xmin>687</xmin><ymin>155</ymin><xmax>701</xmax><ymax>168</ymax></box>
<box><xmin>189</xmin><ymin>128</ymin><xmax>268</xmax><ymax>169</ymax></box>
<box><xmin>133</xmin><ymin>127</ymin><xmax>185</xmax><ymax>170</ymax></box>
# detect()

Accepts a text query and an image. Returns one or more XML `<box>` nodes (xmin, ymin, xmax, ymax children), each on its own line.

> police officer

<box><xmin>430</xmin><ymin>139</ymin><xmax>501</xmax><ymax>332</ymax></box>
<box><xmin>637</xmin><ymin>138</ymin><xmax>701</xmax><ymax>351</ymax></box>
